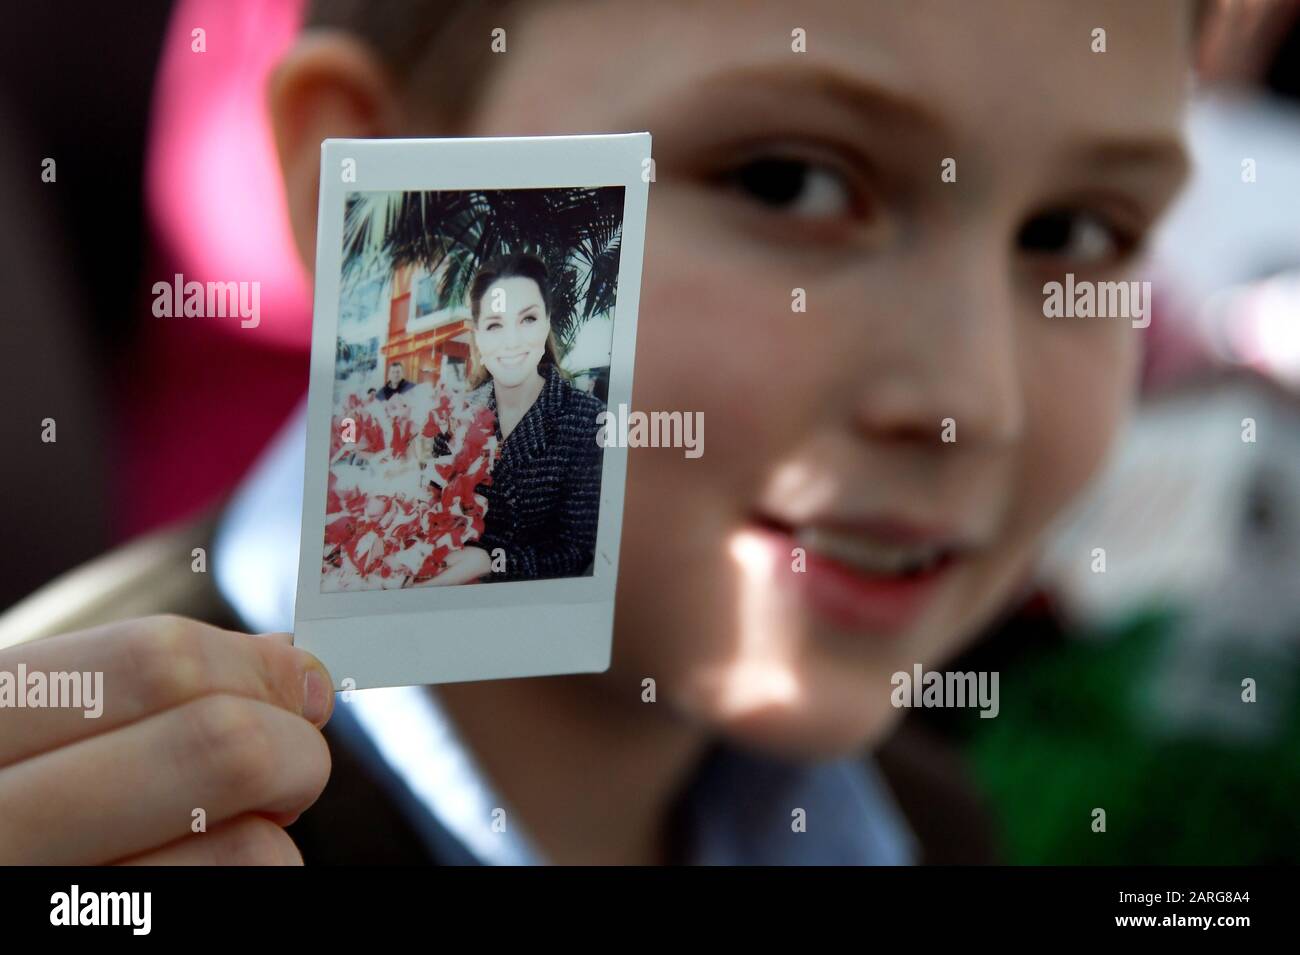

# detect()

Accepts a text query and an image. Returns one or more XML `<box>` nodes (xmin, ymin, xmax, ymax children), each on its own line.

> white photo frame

<box><xmin>293</xmin><ymin>134</ymin><xmax>651</xmax><ymax>690</ymax></box>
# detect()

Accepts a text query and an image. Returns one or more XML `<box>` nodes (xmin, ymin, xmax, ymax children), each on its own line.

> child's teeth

<box><xmin>797</xmin><ymin>528</ymin><xmax>944</xmax><ymax>575</ymax></box>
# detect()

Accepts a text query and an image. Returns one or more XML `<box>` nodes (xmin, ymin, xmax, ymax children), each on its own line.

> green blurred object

<box><xmin>961</xmin><ymin>608</ymin><xmax>1300</xmax><ymax>864</ymax></box>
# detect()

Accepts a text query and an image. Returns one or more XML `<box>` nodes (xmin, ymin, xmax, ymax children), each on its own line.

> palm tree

<box><xmin>341</xmin><ymin>187</ymin><xmax>624</xmax><ymax>352</ymax></box>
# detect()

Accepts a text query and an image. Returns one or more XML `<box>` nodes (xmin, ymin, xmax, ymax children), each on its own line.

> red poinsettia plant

<box><xmin>322</xmin><ymin>380</ymin><xmax>499</xmax><ymax>591</ymax></box>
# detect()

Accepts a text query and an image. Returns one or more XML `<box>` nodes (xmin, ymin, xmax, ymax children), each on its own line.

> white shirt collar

<box><xmin>346</xmin><ymin>686</ymin><xmax>546</xmax><ymax>865</ymax></box>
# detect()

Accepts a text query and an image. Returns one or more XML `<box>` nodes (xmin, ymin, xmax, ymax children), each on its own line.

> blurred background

<box><xmin>2</xmin><ymin>0</ymin><xmax>1297</xmax><ymax>863</ymax></box>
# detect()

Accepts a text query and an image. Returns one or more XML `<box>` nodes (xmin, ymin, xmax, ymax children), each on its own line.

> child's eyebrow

<box><xmin>685</xmin><ymin>63</ymin><xmax>949</xmax><ymax>137</ymax></box>
<box><xmin>1071</xmin><ymin>137</ymin><xmax>1191</xmax><ymax>185</ymax></box>
<box><xmin>669</xmin><ymin>63</ymin><xmax>1191</xmax><ymax>183</ymax></box>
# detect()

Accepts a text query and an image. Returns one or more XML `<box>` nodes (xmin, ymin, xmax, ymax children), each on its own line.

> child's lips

<box><xmin>747</xmin><ymin>515</ymin><xmax>976</xmax><ymax>634</ymax></box>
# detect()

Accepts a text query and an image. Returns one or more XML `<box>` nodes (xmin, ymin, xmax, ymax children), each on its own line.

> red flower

<box><xmin>322</xmin><ymin>380</ymin><xmax>501</xmax><ymax>590</ymax></box>
<box><xmin>391</xmin><ymin>415</ymin><xmax>415</xmax><ymax>458</ymax></box>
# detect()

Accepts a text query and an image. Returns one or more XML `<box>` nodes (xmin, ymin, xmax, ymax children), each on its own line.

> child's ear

<box><xmin>267</xmin><ymin>30</ymin><xmax>403</xmax><ymax>272</ymax></box>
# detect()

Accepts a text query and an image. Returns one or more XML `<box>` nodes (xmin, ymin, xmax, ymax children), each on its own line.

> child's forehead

<box><xmin>473</xmin><ymin>0</ymin><xmax>1191</xmax><ymax>149</ymax></box>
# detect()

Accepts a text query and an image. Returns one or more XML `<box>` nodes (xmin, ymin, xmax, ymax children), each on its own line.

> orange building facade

<box><xmin>381</xmin><ymin>262</ymin><xmax>475</xmax><ymax>388</ymax></box>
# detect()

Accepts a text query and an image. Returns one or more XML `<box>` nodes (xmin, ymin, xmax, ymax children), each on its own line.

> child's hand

<box><xmin>0</xmin><ymin>616</ymin><xmax>334</xmax><ymax>864</ymax></box>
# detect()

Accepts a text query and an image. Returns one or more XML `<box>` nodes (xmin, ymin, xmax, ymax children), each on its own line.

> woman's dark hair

<box><xmin>467</xmin><ymin>252</ymin><xmax>565</xmax><ymax>387</ymax></box>
<box><xmin>468</xmin><ymin>252</ymin><xmax>552</xmax><ymax>321</ymax></box>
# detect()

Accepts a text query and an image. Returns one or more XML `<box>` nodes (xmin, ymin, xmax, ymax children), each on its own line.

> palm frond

<box><xmin>340</xmin><ymin>185</ymin><xmax>628</xmax><ymax>343</ymax></box>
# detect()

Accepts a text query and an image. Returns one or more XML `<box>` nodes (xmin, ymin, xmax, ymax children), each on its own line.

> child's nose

<box><xmin>848</xmin><ymin>252</ymin><xmax>1027</xmax><ymax>450</ymax></box>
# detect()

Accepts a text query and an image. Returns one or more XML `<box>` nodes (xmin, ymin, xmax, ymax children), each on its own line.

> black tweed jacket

<box><xmin>472</xmin><ymin>364</ymin><xmax>606</xmax><ymax>582</ymax></box>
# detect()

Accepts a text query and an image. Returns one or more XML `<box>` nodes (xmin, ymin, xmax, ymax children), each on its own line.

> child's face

<box><xmin>283</xmin><ymin>0</ymin><xmax>1192</xmax><ymax>757</ymax></box>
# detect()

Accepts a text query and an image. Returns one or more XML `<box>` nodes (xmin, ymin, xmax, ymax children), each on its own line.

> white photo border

<box><xmin>294</xmin><ymin>134</ymin><xmax>651</xmax><ymax>689</ymax></box>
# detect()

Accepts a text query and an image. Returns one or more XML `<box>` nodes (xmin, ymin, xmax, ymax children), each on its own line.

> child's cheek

<box><xmin>1017</xmin><ymin>324</ymin><xmax>1140</xmax><ymax>535</ymax></box>
<box><xmin>635</xmin><ymin>201</ymin><xmax>800</xmax><ymax>473</ymax></box>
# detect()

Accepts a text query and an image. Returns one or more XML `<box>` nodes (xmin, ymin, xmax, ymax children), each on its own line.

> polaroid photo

<box><xmin>293</xmin><ymin>133</ymin><xmax>651</xmax><ymax>691</ymax></box>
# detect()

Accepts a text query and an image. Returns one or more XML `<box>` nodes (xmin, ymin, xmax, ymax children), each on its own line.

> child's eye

<box><xmin>1017</xmin><ymin>208</ymin><xmax>1136</xmax><ymax>268</ymax></box>
<box><xmin>722</xmin><ymin>156</ymin><xmax>856</xmax><ymax>221</ymax></box>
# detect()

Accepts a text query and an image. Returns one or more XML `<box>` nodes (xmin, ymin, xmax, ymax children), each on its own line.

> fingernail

<box><xmin>302</xmin><ymin>666</ymin><xmax>333</xmax><ymax>725</ymax></box>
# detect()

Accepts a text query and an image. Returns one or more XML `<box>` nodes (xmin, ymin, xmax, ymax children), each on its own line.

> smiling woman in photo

<box><xmin>430</xmin><ymin>253</ymin><xmax>607</xmax><ymax>585</ymax></box>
